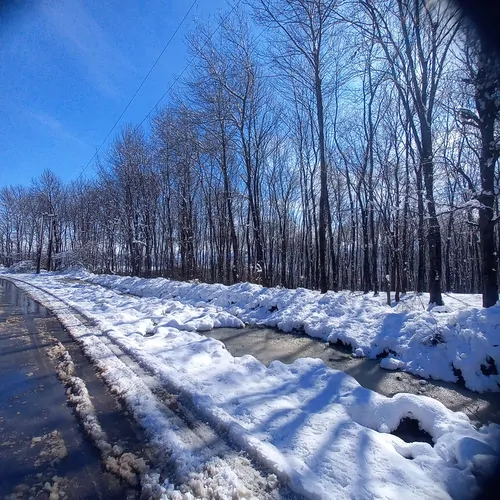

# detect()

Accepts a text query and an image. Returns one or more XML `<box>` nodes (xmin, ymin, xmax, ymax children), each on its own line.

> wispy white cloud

<box><xmin>27</xmin><ymin>110</ymin><xmax>86</xmax><ymax>147</ymax></box>
<box><xmin>38</xmin><ymin>0</ymin><xmax>134</xmax><ymax>97</ymax></box>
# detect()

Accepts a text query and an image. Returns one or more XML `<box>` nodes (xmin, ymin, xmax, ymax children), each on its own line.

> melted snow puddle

<box><xmin>205</xmin><ymin>326</ymin><xmax>500</xmax><ymax>426</ymax></box>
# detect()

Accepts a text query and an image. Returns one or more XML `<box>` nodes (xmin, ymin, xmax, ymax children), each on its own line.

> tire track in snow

<box><xmin>3</xmin><ymin>276</ymin><xmax>296</xmax><ymax>500</ymax></box>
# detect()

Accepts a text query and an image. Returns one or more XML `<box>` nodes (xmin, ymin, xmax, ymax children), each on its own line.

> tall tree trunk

<box><xmin>326</xmin><ymin>194</ymin><xmax>338</xmax><ymax>292</ymax></box>
<box><xmin>415</xmin><ymin>165</ymin><xmax>426</xmax><ymax>293</ymax></box>
<box><xmin>315</xmin><ymin>64</ymin><xmax>329</xmax><ymax>293</ymax></box>
<box><xmin>221</xmin><ymin>127</ymin><xmax>239</xmax><ymax>284</ymax></box>
<box><xmin>476</xmin><ymin>43</ymin><xmax>499</xmax><ymax>307</ymax></box>
<box><xmin>421</xmin><ymin>126</ymin><xmax>443</xmax><ymax>305</ymax></box>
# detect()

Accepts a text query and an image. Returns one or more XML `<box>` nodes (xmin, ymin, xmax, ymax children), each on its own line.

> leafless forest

<box><xmin>2</xmin><ymin>0</ymin><xmax>499</xmax><ymax>306</ymax></box>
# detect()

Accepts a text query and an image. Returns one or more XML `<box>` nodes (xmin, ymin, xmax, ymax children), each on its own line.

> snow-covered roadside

<box><xmin>4</xmin><ymin>272</ymin><xmax>500</xmax><ymax>499</ymax></box>
<box><xmin>4</xmin><ymin>277</ymin><xmax>262</xmax><ymax>500</ymax></box>
<box><xmin>80</xmin><ymin>272</ymin><xmax>500</xmax><ymax>393</ymax></box>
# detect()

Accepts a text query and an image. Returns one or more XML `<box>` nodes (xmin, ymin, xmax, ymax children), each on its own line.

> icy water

<box><xmin>207</xmin><ymin>326</ymin><xmax>500</xmax><ymax>426</ymax></box>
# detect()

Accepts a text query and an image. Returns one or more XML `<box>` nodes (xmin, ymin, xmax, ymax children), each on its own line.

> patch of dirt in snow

<box><xmin>31</xmin><ymin>431</ymin><xmax>68</xmax><ymax>467</ymax></box>
<box><xmin>390</xmin><ymin>417</ymin><xmax>434</xmax><ymax>446</ymax></box>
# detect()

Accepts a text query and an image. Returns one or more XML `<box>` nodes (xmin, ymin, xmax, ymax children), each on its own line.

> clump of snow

<box><xmin>43</xmin><ymin>475</ymin><xmax>67</xmax><ymax>500</ymax></box>
<box><xmin>31</xmin><ymin>430</ymin><xmax>68</xmax><ymax>468</ymax></box>
<box><xmin>353</xmin><ymin>347</ymin><xmax>365</xmax><ymax>357</ymax></box>
<box><xmin>380</xmin><ymin>357</ymin><xmax>406</xmax><ymax>370</ymax></box>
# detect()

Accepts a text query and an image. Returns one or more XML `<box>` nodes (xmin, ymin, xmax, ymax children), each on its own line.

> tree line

<box><xmin>1</xmin><ymin>0</ymin><xmax>499</xmax><ymax>307</ymax></box>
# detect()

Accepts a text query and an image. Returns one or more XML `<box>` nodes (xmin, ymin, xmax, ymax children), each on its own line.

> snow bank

<box><xmin>7</xmin><ymin>260</ymin><xmax>37</xmax><ymax>273</ymax></box>
<box><xmin>80</xmin><ymin>273</ymin><xmax>500</xmax><ymax>392</ymax></box>
<box><xmin>5</xmin><ymin>273</ymin><xmax>500</xmax><ymax>500</ymax></box>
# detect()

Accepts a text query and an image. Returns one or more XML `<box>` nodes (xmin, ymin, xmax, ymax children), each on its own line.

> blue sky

<box><xmin>0</xmin><ymin>0</ymin><xmax>231</xmax><ymax>188</ymax></box>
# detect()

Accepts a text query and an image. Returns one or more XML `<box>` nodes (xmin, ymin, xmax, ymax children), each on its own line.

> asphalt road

<box><xmin>0</xmin><ymin>280</ymin><xmax>144</xmax><ymax>500</ymax></box>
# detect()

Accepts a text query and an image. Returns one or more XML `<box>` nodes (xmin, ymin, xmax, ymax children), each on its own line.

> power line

<box><xmin>135</xmin><ymin>0</ymin><xmax>243</xmax><ymax>130</ymax></box>
<box><xmin>76</xmin><ymin>0</ymin><xmax>198</xmax><ymax>180</ymax></box>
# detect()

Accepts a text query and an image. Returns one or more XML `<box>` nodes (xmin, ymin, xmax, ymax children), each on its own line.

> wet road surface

<box><xmin>208</xmin><ymin>327</ymin><xmax>500</xmax><ymax>426</ymax></box>
<box><xmin>0</xmin><ymin>280</ymin><xmax>145</xmax><ymax>499</ymax></box>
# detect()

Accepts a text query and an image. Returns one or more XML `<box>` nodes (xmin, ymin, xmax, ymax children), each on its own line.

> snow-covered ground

<box><xmin>3</xmin><ymin>270</ymin><xmax>500</xmax><ymax>499</ymax></box>
<box><xmin>83</xmin><ymin>272</ymin><xmax>500</xmax><ymax>393</ymax></box>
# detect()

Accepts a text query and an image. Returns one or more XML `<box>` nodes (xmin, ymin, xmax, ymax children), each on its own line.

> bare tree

<box><xmin>359</xmin><ymin>0</ymin><xmax>460</xmax><ymax>305</ymax></box>
<box><xmin>253</xmin><ymin>0</ymin><xmax>341</xmax><ymax>293</ymax></box>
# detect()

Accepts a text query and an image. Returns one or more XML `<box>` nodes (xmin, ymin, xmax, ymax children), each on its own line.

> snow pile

<box><xmin>7</xmin><ymin>260</ymin><xmax>37</xmax><ymax>273</ymax></box>
<box><xmin>80</xmin><ymin>273</ymin><xmax>500</xmax><ymax>392</ymax></box>
<box><xmin>6</xmin><ymin>273</ymin><xmax>500</xmax><ymax>500</ymax></box>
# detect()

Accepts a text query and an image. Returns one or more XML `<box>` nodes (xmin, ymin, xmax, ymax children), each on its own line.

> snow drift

<box><xmin>84</xmin><ymin>272</ymin><xmax>500</xmax><ymax>392</ymax></box>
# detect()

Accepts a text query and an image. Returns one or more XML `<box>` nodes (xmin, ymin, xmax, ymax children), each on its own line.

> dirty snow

<box><xmin>45</xmin><ymin>339</ymin><xmax>149</xmax><ymax>487</ymax></box>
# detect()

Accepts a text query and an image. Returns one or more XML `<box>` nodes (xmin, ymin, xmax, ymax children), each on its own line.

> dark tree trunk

<box><xmin>415</xmin><ymin>165</ymin><xmax>426</xmax><ymax>294</ymax></box>
<box><xmin>315</xmin><ymin>64</ymin><xmax>329</xmax><ymax>294</ymax></box>
<box><xmin>360</xmin><ymin>204</ymin><xmax>371</xmax><ymax>293</ymax></box>
<box><xmin>421</xmin><ymin>125</ymin><xmax>444</xmax><ymax>305</ymax></box>
<box><xmin>326</xmin><ymin>194</ymin><xmax>338</xmax><ymax>292</ymax></box>
<box><xmin>476</xmin><ymin>43</ymin><xmax>499</xmax><ymax>307</ymax></box>
<box><xmin>46</xmin><ymin>217</ymin><xmax>54</xmax><ymax>272</ymax></box>
<box><xmin>401</xmin><ymin>149</ymin><xmax>410</xmax><ymax>294</ymax></box>
<box><xmin>221</xmin><ymin>128</ymin><xmax>239</xmax><ymax>284</ymax></box>
<box><xmin>445</xmin><ymin>213</ymin><xmax>454</xmax><ymax>292</ymax></box>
